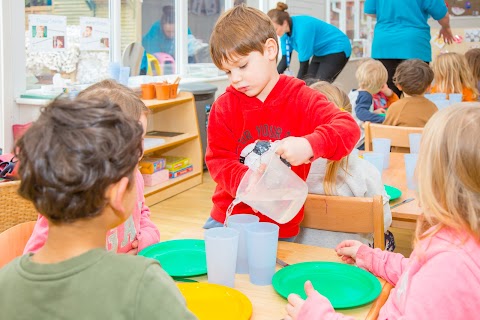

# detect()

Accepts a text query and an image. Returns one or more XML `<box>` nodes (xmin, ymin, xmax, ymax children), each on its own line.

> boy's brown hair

<box><xmin>15</xmin><ymin>98</ymin><xmax>143</xmax><ymax>223</ymax></box>
<box><xmin>210</xmin><ymin>4</ymin><xmax>278</xmax><ymax>69</ymax></box>
<box><xmin>393</xmin><ymin>59</ymin><xmax>434</xmax><ymax>95</ymax></box>
<box><xmin>78</xmin><ymin>79</ymin><xmax>149</xmax><ymax>121</ymax></box>
<box><xmin>355</xmin><ymin>59</ymin><xmax>388</xmax><ymax>94</ymax></box>
<box><xmin>465</xmin><ymin>48</ymin><xmax>480</xmax><ymax>82</ymax></box>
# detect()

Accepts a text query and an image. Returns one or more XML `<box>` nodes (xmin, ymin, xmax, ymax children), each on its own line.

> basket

<box><xmin>0</xmin><ymin>181</ymin><xmax>38</xmax><ymax>233</ymax></box>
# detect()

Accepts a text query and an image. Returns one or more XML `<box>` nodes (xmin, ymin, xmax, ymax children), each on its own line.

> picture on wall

<box><xmin>351</xmin><ymin>39</ymin><xmax>366</xmax><ymax>58</ymax></box>
<box><xmin>79</xmin><ymin>17</ymin><xmax>110</xmax><ymax>51</ymax></box>
<box><xmin>29</xmin><ymin>14</ymin><xmax>66</xmax><ymax>52</ymax></box>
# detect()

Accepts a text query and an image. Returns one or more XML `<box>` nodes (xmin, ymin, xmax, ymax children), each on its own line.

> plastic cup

<box><xmin>363</xmin><ymin>152</ymin><xmax>384</xmax><ymax>174</ymax></box>
<box><xmin>425</xmin><ymin>93</ymin><xmax>447</xmax><ymax>101</ymax></box>
<box><xmin>434</xmin><ymin>99</ymin><xmax>450</xmax><ymax>110</ymax></box>
<box><xmin>449</xmin><ymin>93</ymin><xmax>463</xmax><ymax>105</ymax></box>
<box><xmin>245</xmin><ymin>222</ymin><xmax>279</xmax><ymax>285</ymax></box>
<box><xmin>226</xmin><ymin>214</ymin><xmax>260</xmax><ymax>274</ymax></box>
<box><xmin>409</xmin><ymin>133</ymin><xmax>422</xmax><ymax>154</ymax></box>
<box><xmin>372</xmin><ymin>138</ymin><xmax>391</xmax><ymax>168</ymax></box>
<box><xmin>108</xmin><ymin>62</ymin><xmax>121</xmax><ymax>81</ymax></box>
<box><xmin>204</xmin><ymin>227</ymin><xmax>239</xmax><ymax>287</ymax></box>
<box><xmin>404</xmin><ymin>153</ymin><xmax>418</xmax><ymax>190</ymax></box>
<box><xmin>118</xmin><ymin>66</ymin><xmax>130</xmax><ymax>86</ymax></box>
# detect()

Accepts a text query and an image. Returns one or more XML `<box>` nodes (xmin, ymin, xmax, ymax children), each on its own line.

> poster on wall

<box><xmin>79</xmin><ymin>17</ymin><xmax>110</xmax><ymax>51</ymax></box>
<box><xmin>28</xmin><ymin>14</ymin><xmax>67</xmax><ymax>52</ymax></box>
<box><xmin>351</xmin><ymin>39</ymin><xmax>367</xmax><ymax>58</ymax></box>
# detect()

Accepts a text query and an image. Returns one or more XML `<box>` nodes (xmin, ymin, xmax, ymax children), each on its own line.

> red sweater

<box><xmin>205</xmin><ymin>75</ymin><xmax>360</xmax><ymax>238</ymax></box>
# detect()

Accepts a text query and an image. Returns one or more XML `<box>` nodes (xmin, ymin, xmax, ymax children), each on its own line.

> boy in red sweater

<box><xmin>204</xmin><ymin>5</ymin><xmax>360</xmax><ymax>239</ymax></box>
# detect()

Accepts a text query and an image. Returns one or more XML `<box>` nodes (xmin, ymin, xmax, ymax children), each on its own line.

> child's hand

<box><xmin>285</xmin><ymin>281</ymin><xmax>330</xmax><ymax>320</ymax></box>
<box><xmin>335</xmin><ymin>240</ymin><xmax>363</xmax><ymax>264</ymax></box>
<box><xmin>373</xmin><ymin>108</ymin><xmax>386</xmax><ymax>114</ymax></box>
<box><xmin>275</xmin><ymin>137</ymin><xmax>313</xmax><ymax>166</ymax></box>
<box><xmin>380</xmin><ymin>84</ymin><xmax>393</xmax><ymax>97</ymax></box>
<box><xmin>126</xmin><ymin>239</ymin><xmax>139</xmax><ymax>255</ymax></box>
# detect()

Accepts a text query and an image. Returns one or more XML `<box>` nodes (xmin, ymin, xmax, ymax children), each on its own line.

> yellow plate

<box><xmin>177</xmin><ymin>283</ymin><xmax>253</xmax><ymax>320</ymax></box>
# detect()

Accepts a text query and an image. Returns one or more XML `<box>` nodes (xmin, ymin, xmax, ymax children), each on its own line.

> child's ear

<box><xmin>106</xmin><ymin>177</ymin><xmax>130</xmax><ymax>217</ymax></box>
<box><xmin>265</xmin><ymin>38</ymin><xmax>278</xmax><ymax>60</ymax></box>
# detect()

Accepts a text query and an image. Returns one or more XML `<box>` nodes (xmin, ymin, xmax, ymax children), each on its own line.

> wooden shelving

<box><xmin>142</xmin><ymin>92</ymin><xmax>203</xmax><ymax>205</ymax></box>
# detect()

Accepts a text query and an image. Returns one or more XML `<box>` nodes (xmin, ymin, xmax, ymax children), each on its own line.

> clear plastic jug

<box><xmin>234</xmin><ymin>146</ymin><xmax>308</xmax><ymax>224</ymax></box>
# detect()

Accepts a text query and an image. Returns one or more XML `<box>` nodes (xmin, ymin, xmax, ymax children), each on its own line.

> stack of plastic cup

<box><xmin>204</xmin><ymin>227</ymin><xmax>239</xmax><ymax>287</ymax></box>
<box><xmin>118</xmin><ymin>66</ymin><xmax>131</xmax><ymax>86</ymax></box>
<box><xmin>363</xmin><ymin>152</ymin><xmax>384</xmax><ymax>174</ymax></box>
<box><xmin>448</xmin><ymin>93</ymin><xmax>463</xmax><ymax>105</ymax></box>
<box><xmin>372</xmin><ymin>138</ymin><xmax>391</xmax><ymax>168</ymax></box>
<box><xmin>108</xmin><ymin>62</ymin><xmax>121</xmax><ymax>82</ymax></box>
<box><xmin>227</xmin><ymin>214</ymin><xmax>260</xmax><ymax>274</ymax></box>
<box><xmin>408</xmin><ymin>133</ymin><xmax>422</xmax><ymax>154</ymax></box>
<box><xmin>404</xmin><ymin>153</ymin><xmax>419</xmax><ymax>190</ymax></box>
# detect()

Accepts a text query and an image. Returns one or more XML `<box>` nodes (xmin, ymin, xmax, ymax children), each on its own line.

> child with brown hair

<box><xmin>349</xmin><ymin>59</ymin><xmax>394</xmax><ymax>149</ymax></box>
<box><xmin>285</xmin><ymin>103</ymin><xmax>480</xmax><ymax>320</ymax></box>
<box><xmin>203</xmin><ymin>5</ymin><xmax>360</xmax><ymax>240</ymax></box>
<box><xmin>24</xmin><ymin>80</ymin><xmax>160</xmax><ymax>255</ymax></box>
<box><xmin>431</xmin><ymin>52</ymin><xmax>478</xmax><ymax>101</ymax></box>
<box><xmin>384</xmin><ymin>59</ymin><xmax>438</xmax><ymax>127</ymax></box>
<box><xmin>0</xmin><ymin>98</ymin><xmax>196</xmax><ymax>319</ymax></box>
<box><xmin>300</xmin><ymin>81</ymin><xmax>393</xmax><ymax>250</ymax></box>
<box><xmin>465</xmin><ymin>48</ymin><xmax>480</xmax><ymax>97</ymax></box>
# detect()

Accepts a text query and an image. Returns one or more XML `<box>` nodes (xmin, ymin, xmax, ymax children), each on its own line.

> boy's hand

<box><xmin>285</xmin><ymin>281</ymin><xmax>329</xmax><ymax>320</ymax></box>
<box><xmin>335</xmin><ymin>240</ymin><xmax>363</xmax><ymax>264</ymax></box>
<box><xmin>126</xmin><ymin>239</ymin><xmax>139</xmax><ymax>255</ymax></box>
<box><xmin>373</xmin><ymin>108</ymin><xmax>386</xmax><ymax>114</ymax></box>
<box><xmin>275</xmin><ymin>137</ymin><xmax>313</xmax><ymax>166</ymax></box>
<box><xmin>380</xmin><ymin>84</ymin><xmax>393</xmax><ymax>97</ymax></box>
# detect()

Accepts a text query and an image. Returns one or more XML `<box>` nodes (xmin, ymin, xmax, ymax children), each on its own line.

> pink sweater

<box><xmin>298</xmin><ymin>227</ymin><xmax>480</xmax><ymax>319</ymax></box>
<box><xmin>23</xmin><ymin>170</ymin><xmax>160</xmax><ymax>254</ymax></box>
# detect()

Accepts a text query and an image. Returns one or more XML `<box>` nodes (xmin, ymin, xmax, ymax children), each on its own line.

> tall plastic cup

<box><xmin>449</xmin><ymin>93</ymin><xmax>463</xmax><ymax>105</ymax></box>
<box><xmin>246</xmin><ymin>222</ymin><xmax>279</xmax><ymax>285</ymax></box>
<box><xmin>425</xmin><ymin>93</ymin><xmax>447</xmax><ymax>101</ymax></box>
<box><xmin>118</xmin><ymin>66</ymin><xmax>131</xmax><ymax>86</ymax></box>
<box><xmin>227</xmin><ymin>214</ymin><xmax>260</xmax><ymax>274</ymax></box>
<box><xmin>408</xmin><ymin>133</ymin><xmax>422</xmax><ymax>154</ymax></box>
<box><xmin>236</xmin><ymin>149</ymin><xmax>308</xmax><ymax>224</ymax></box>
<box><xmin>108</xmin><ymin>62</ymin><xmax>121</xmax><ymax>82</ymax></box>
<box><xmin>204</xmin><ymin>227</ymin><xmax>239</xmax><ymax>287</ymax></box>
<box><xmin>404</xmin><ymin>153</ymin><xmax>419</xmax><ymax>190</ymax></box>
<box><xmin>372</xmin><ymin>138</ymin><xmax>391</xmax><ymax>168</ymax></box>
<box><xmin>363</xmin><ymin>152</ymin><xmax>384</xmax><ymax>174</ymax></box>
<box><xmin>434</xmin><ymin>99</ymin><xmax>450</xmax><ymax>110</ymax></box>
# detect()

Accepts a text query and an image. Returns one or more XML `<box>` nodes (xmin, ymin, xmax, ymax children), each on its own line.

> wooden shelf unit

<box><xmin>142</xmin><ymin>92</ymin><xmax>203</xmax><ymax>206</ymax></box>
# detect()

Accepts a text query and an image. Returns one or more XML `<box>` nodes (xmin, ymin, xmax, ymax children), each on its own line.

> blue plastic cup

<box><xmin>245</xmin><ymin>222</ymin><xmax>279</xmax><ymax>285</ymax></box>
<box><xmin>108</xmin><ymin>62</ymin><xmax>121</xmax><ymax>81</ymax></box>
<box><xmin>363</xmin><ymin>152</ymin><xmax>384</xmax><ymax>174</ymax></box>
<box><xmin>227</xmin><ymin>214</ymin><xmax>260</xmax><ymax>274</ymax></box>
<box><xmin>434</xmin><ymin>99</ymin><xmax>450</xmax><ymax>110</ymax></box>
<box><xmin>404</xmin><ymin>153</ymin><xmax>419</xmax><ymax>190</ymax></box>
<box><xmin>118</xmin><ymin>66</ymin><xmax>130</xmax><ymax>86</ymax></box>
<box><xmin>204</xmin><ymin>227</ymin><xmax>239</xmax><ymax>287</ymax></box>
<box><xmin>409</xmin><ymin>133</ymin><xmax>422</xmax><ymax>154</ymax></box>
<box><xmin>372</xmin><ymin>138</ymin><xmax>391</xmax><ymax>168</ymax></box>
<box><xmin>449</xmin><ymin>93</ymin><xmax>463</xmax><ymax>105</ymax></box>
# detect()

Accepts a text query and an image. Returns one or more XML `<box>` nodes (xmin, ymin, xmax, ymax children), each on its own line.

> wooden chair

<box><xmin>364</xmin><ymin>121</ymin><xmax>423</xmax><ymax>152</ymax></box>
<box><xmin>302</xmin><ymin>194</ymin><xmax>385</xmax><ymax>249</ymax></box>
<box><xmin>0</xmin><ymin>221</ymin><xmax>36</xmax><ymax>268</ymax></box>
<box><xmin>366</xmin><ymin>282</ymin><xmax>394</xmax><ymax>320</ymax></box>
<box><xmin>0</xmin><ymin>180</ymin><xmax>38</xmax><ymax>233</ymax></box>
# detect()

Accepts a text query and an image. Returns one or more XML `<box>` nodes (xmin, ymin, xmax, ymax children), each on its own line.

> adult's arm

<box><xmin>437</xmin><ymin>13</ymin><xmax>454</xmax><ymax>44</ymax></box>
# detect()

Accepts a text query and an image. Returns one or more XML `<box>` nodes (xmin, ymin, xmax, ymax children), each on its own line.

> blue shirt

<box><xmin>142</xmin><ymin>21</ymin><xmax>192</xmax><ymax>58</ymax></box>
<box><xmin>364</xmin><ymin>0</ymin><xmax>447</xmax><ymax>62</ymax></box>
<box><xmin>280</xmin><ymin>16</ymin><xmax>351</xmax><ymax>62</ymax></box>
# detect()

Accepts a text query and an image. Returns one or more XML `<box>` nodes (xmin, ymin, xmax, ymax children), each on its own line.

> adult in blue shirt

<box><xmin>268</xmin><ymin>2</ymin><xmax>351</xmax><ymax>82</ymax></box>
<box><xmin>365</xmin><ymin>0</ymin><xmax>454</xmax><ymax>97</ymax></box>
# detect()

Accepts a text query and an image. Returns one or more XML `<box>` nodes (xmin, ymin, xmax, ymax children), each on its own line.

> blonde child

<box><xmin>430</xmin><ymin>52</ymin><xmax>478</xmax><ymax>101</ymax></box>
<box><xmin>465</xmin><ymin>48</ymin><xmax>480</xmax><ymax>97</ymax></box>
<box><xmin>203</xmin><ymin>5</ymin><xmax>360</xmax><ymax>240</ymax></box>
<box><xmin>300</xmin><ymin>81</ymin><xmax>393</xmax><ymax>250</ymax></box>
<box><xmin>384</xmin><ymin>59</ymin><xmax>438</xmax><ymax>127</ymax></box>
<box><xmin>285</xmin><ymin>103</ymin><xmax>480</xmax><ymax>320</ymax></box>
<box><xmin>0</xmin><ymin>98</ymin><xmax>196</xmax><ymax>319</ymax></box>
<box><xmin>24</xmin><ymin>80</ymin><xmax>160</xmax><ymax>255</ymax></box>
<box><xmin>349</xmin><ymin>59</ymin><xmax>391</xmax><ymax>149</ymax></box>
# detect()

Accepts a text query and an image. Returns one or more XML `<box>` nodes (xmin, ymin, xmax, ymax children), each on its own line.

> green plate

<box><xmin>272</xmin><ymin>262</ymin><xmax>381</xmax><ymax>309</ymax></box>
<box><xmin>139</xmin><ymin>239</ymin><xmax>206</xmax><ymax>277</ymax></box>
<box><xmin>378</xmin><ymin>113</ymin><xmax>386</xmax><ymax>117</ymax></box>
<box><xmin>384</xmin><ymin>184</ymin><xmax>402</xmax><ymax>201</ymax></box>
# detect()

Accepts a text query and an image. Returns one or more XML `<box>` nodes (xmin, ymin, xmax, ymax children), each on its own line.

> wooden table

<box><xmin>174</xmin><ymin>229</ymin><xmax>390</xmax><ymax>320</ymax></box>
<box><xmin>381</xmin><ymin>152</ymin><xmax>422</xmax><ymax>229</ymax></box>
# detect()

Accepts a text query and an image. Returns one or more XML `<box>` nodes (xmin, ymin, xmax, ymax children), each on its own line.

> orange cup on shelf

<box><xmin>155</xmin><ymin>83</ymin><xmax>171</xmax><ymax>100</ymax></box>
<box><xmin>170</xmin><ymin>83</ymin><xmax>179</xmax><ymax>99</ymax></box>
<box><xmin>141</xmin><ymin>83</ymin><xmax>156</xmax><ymax>100</ymax></box>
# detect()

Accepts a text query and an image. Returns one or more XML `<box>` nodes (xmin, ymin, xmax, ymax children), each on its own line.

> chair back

<box><xmin>364</xmin><ymin>121</ymin><xmax>423</xmax><ymax>152</ymax></box>
<box><xmin>302</xmin><ymin>194</ymin><xmax>385</xmax><ymax>249</ymax></box>
<box><xmin>0</xmin><ymin>221</ymin><xmax>36</xmax><ymax>268</ymax></box>
<box><xmin>146</xmin><ymin>53</ymin><xmax>162</xmax><ymax>76</ymax></box>
<box><xmin>0</xmin><ymin>180</ymin><xmax>38</xmax><ymax>233</ymax></box>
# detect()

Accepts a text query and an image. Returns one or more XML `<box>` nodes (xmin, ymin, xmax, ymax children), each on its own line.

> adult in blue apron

<box><xmin>268</xmin><ymin>2</ymin><xmax>351</xmax><ymax>82</ymax></box>
<box><xmin>365</xmin><ymin>0</ymin><xmax>454</xmax><ymax>97</ymax></box>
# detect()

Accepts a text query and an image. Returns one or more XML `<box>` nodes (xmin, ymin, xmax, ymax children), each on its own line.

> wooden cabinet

<box><xmin>141</xmin><ymin>92</ymin><xmax>203</xmax><ymax>206</ymax></box>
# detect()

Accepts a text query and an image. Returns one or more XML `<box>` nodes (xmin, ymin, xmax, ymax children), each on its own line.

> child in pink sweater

<box><xmin>24</xmin><ymin>80</ymin><xmax>160</xmax><ymax>254</ymax></box>
<box><xmin>285</xmin><ymin>103</ymin><xmax>480</xmax><ymax>320</ymax></box>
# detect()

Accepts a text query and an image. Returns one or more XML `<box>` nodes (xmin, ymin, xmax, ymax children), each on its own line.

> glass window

<box><xmin>24</xmin><ymin>0</ymin><xmax>111</xmax><ymax>89</ymax></box>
